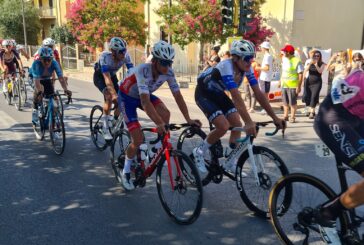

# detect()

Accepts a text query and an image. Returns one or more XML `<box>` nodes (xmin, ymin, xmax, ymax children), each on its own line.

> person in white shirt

<box><xmin>256</xmin><ymin>41</ymin><xmax>273</xmax><ymax>114</ymax></box>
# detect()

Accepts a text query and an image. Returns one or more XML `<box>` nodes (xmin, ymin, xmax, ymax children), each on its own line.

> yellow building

<box><xmin>260</xmin><ymin>0</ymin><xmax>364</xmax><ymax>55</ymax></box>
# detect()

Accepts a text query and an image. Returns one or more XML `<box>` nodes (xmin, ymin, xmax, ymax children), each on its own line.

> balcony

<box><xmin>39</xmin><ymin>7</ymin><xmax>56</xmax><ymax>19</ymax></box>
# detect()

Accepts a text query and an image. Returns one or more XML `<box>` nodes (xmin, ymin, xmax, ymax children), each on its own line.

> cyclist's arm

<box><xmin>14</xmin><ymin>53</ymin><xmax>23</xmax><ymax>71</ymax></box>
<box><xmin>20</xmin><ymin>49</ymin><xmax>30</xmax><ymax>60</ymax></box>
<box><xmin>53</xmin><ymin>60</ymin><xmax>68</xmax><ymax>91</ymax></box>
<box><xmin>140</xmin><ymin>93</ymin><xmax>164</xmax><ymax>126</ymax></box>
<box><xmin>34</xmin><ymin>78</ymin><xmax>42</xmax><ymax>91</ymax></box>
<box><xmin>172</xmin><ymin>90</ymin><xmax>192</xmax><ymax>122</ymax></box>
<box><xmin>102</xmin><ymin>72</ymin><xmax>117</xmax><ymax>96</ymax></box>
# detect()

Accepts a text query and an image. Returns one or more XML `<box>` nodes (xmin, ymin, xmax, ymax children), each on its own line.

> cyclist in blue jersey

<box><xmin>31</xmin><ymin>47</ymin><xmax>71</xmax><ymax>125</ymax></box>
<box><xmin>193</xmin><ymin>39</ymin><xmax>286</xmax><ymax>173</ymax></box>
<box><xmin>93</xmin><ymin>37</ymin><xmax>134</xmax><ymax>140</ymax></box>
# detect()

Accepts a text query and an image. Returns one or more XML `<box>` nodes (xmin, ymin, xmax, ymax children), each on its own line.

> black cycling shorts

<box><xmin>93</xmin><ymin>70</ymin><xmax>119</xmax><ymax>94</ymax></box>
<box><xmin>314</xmin><ymin>96</ymin><xmax>364</xmax><ymax>174</ymax></box>
<box><xmin>195</xmin><ymin>85</ymin><xmax>237</xmax><ymax>122</ymax></box>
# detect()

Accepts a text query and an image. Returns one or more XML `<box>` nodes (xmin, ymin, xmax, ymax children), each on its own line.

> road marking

<box><xmin>0</xmin><ymin>110</ymin><xmax>25</xmax><ymax>140</ymax></box>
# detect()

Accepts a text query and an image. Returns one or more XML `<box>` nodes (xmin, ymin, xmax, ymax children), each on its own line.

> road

<box><xmin>0</xmin><ymin>77</ymin><xmax>361</xmax><ymax>245</ymax></box>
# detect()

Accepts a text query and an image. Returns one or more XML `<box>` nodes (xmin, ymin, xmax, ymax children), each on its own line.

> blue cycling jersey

<box><xmin>97</xmin><ymin>51</ymin><xmax>134</xmax><ymax>76</ymax></box>
<box><xmin>31</xmin><ymin>59</ymin><xmax>63</xmax><ymax>79</ymax></box>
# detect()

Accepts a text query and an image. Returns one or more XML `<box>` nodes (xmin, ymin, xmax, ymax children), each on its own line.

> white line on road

<box><xmin>0</xmin><ymin>110</ymin><xmax>26</xmax><ymax>140</ymax></box>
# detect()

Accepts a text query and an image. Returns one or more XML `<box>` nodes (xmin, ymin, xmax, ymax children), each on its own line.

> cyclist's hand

<box><xmin>64</xmin><ymin>89</ymin><xmax>72</xmax><ymax>98</ymax></box>
<box><xmin>157</xmin><ymin>123</ymin><xmax>167</xmax><ymax>135</ymax></box>
<box><xmin>274</xmin><ymin>118</ymin><xmax>287</xmax><ymax>135</ymax></box>
<box><xmin>187</xmin><ymin>119</ymin><xmax>202</xmax><ymax>127</ymax></box>
<box><xmin>245</xmin><ymin>121</ymin><xmax>257</xmax><ymax>137</ymax></box>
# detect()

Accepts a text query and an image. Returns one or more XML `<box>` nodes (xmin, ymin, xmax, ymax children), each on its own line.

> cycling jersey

<box><xmin>0</xmin><ymin>49</ymin><xmax>20</xmax><ymax>73</ymax></box>
<box><xmin>31</xmin><ymin>59</ymin><xmax>63</xmax><ymax>79</ymax></box>
<box><xmin>119</xmin><ymin>63</ymin><xmax>180</xmax><ymax>99</ymax></box>
<box><xmin>197</xmin><ymin>58</ymin><xmax>258</xmax><ymax>92</ymax></box>
<box><xmin>96</xmin><ymin>51</ymin><xmax>133</xmax><ymax>76</ymax></box>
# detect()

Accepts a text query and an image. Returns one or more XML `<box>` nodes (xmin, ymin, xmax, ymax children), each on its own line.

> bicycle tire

<box><xmin>156</xmin><ymin>149</ymin><xmax>203</xmax><ymax>225</ymax></box>
<box><xmin>13</xmin><ymin>80</ymin><xmax>21</xmax><ymax>111</ymax></box>
<box><xmin>269</xmin><ymin>173</ymin><xmax>350</xmax><ymax>245</ymax></box>
<box><xmin>236</xmin><ymin>146</ymin><xmax>291</xmax><ymax>218</ymax></box>
<box><xmin>49</xmin><ymin>107</ymin><xmax>66</xmax><ymax>155</ymax></box>
<box><xmin>33</xmin><ymin>105</ymin><xmax>46</xmax><ymax>141</ymax></box>
<box><xmin>176</xmin><ymin>126</ymin><xmax>212</xmax><ymax>186</ymax></box>
<box><xmin>109</xmin><ymin>129</ymin><xmax>130</xmax><ymax>183</ymax></box>
<box><xmin>5</xmin><ymin>91</ymin><xmax>11</xmax><ymax>105</ymax></box>
<box><xmin>89</xmin><ymin>105</ymin><xmax>108</xmax><ymax>151</ymax></box>
<box><xmin>55</xmin><ymin>91</ymin><xmax>64</xmax><ymax>118</ymax></box>
<box><xmin>19</xmin><ymin>77</ymin><xmax>27</xmax><ymax>105</ymax></box>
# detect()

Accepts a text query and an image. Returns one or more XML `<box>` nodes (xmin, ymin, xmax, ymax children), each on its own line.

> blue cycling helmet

<box><xmin>38</xmin><ymin>47</ymin><xmax>54</xmax><ymax>58</ymax></box>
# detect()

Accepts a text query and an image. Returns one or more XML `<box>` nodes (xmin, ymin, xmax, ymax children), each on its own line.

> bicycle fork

<box><xmin>246</xmin><ymin>142</ymin><xmax>265</xmax><ymax>187</ymax></box>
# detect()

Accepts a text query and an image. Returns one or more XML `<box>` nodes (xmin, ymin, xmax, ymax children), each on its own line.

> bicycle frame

<box><xmin>40</xmin><ymin>95</ymin><xmax>55</xmax><ymax>128</ymax></box>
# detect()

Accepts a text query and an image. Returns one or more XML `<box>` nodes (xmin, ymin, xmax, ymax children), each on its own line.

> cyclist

<box><xmin>10</xmin><ymin>39</ymin><xmax>30</xmax><ymax>60</ymax></box>
<box><xmin>118</xmin><ymin>40</ymin><xmax>201</xmax><ymax>190</ymax></box>
<box><xmin>192</xmin><ymin>39</ymin><xmax>286</xmax><ymax>173</ymax></box>
<box><xmin>31</xmin><ymin>47</ymin><xmax>71</xmax><ymax>125</ymax></box>
<box><xmin>313</xmin><ymin>70</ymin><xmax>364</xmax><ymax>239</ymax></box>
<box><xmin>0</xmin><ymin>39</ymin><xmax>24</xmax><ymax>93</ymax></box>
<box><xmin>93</xmin><ymin>37</ymin><xmax>134</xmax><ymax>141</ymax></box>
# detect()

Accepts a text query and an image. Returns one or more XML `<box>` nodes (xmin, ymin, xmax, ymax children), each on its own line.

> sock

<box><xmin>200</xmin><ymin>139</ymin><xmax>212</xmax><ymax>153</ymax></box>
<box><xmin>321</xmin><ymin>197</ymin><xmax>347</xmax><ymax>221</ymax></box>
<box><xmin>123</xmin><ymin>156</ymin><xmax>134</xmax><ymax>174</ymax></box>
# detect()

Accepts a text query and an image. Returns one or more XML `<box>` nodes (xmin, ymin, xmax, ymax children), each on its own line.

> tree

<box><xmin>0</xmin><ymin>0</ymin><xmax>41</xmax><ymax>44</ymax></box>
<box><xmin>155</xmin><ymin>0</ymin><xmax>234</xmax><ymax>63</ymax></box>
<box><xmin>50</xmin><ymin>25</ymin><xmax>76</xmax><ymax>45</ymax></box>
<box><xmin>66</xmin><ymin>0</ymin><xmax>147</xmax><ymax>50</ymax></box>
<box><xmin>242</xmin><ymin>14</ymin><xmax>274</xmax><ymax>47</ymax></box>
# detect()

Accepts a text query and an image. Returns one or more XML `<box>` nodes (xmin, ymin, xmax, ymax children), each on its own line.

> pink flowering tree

<box><xmin>242</xmin><ymin>14</ymin><xmax>275</xmax><ymax>48</ymax></box>
<box><xmin>66</xmin><ymin>0</ymin><xmax>147</xmax><ymax>49</ymax></box>
<box><xmin>155</xmin><ymin>0</ymin><xmax>234</xmax><ymax>64</ymax></box>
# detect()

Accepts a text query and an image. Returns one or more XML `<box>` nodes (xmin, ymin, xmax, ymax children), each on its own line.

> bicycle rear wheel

<box><xmin>269</xmin><ymin>173</ymin><xmax>350</xmax><ymax>245</ymax></box>
<box><xmin>19</xmin><ymin>77</ymin><xmax>27</xmax><ymax>105</ymax></box>
<box><xmin>236</xmin><ymin>146</ymin><xmax>291</xmax><ymax>218</ymax></box>
<box><xmin>13</xmin><ymin>80</ymin><xmax>21</xmax><ymax>111</ymax></box>
<box><xmin>90</xmin><ymin>105</ymin><xmax>108</xmax><ymax>151</ymax></box>
<box><xmin>156</xmin><ymin>149</ymin><xmax>203</xmax><ymax>225</ymax></box>
<box><xmin>110</xmin><ymin>129</ymin><xmax>130</xmax><ymax>183</ymax></box>
<box><xmin>49</xmin><ymin>107</ymin><xmax>66</xmax><ymax>155</ymax></box>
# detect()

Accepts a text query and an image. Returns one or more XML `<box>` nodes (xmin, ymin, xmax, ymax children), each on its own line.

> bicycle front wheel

<box><xmin>236</xmin><ymin>146</ymin><xmax>291</xmax><ymax>218</ymax></box>
<box><xmin>110</xmin><ymin>129</ymin><xmax>130</xmax><ymax>183</ymax></box>
<box><xmin>90</xmin><ymin>105</ymin><xmax>108</xmax><ymax>151</ymax></box>
<box><xmin>49</xmin><ymin>108</ymin><xmax>66</xmax><ymax>155</ymax></box>
<box><xmin>156</xmin><ymin>149</ymin><xmax>203</xmax><ymax>225</ymax></box>
<box><xmin>55</xmin><ymin>91</ymin><xmax>64</xmax><ymax>118</ymax></box>
<box><xmin>13</xmin><ymin>81</ymin><xmax>21</xmax><ymax>110</ymax></box>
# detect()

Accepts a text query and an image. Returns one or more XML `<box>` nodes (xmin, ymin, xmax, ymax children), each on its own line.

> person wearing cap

<box><xmin>279</xmin><ymin>44</ymin><xmax>304</xmax><ymax>123</ymax></box>
<box><xmin>203</xmin><ymin>45</ymin><xmax>221</xmax><ymax>71</ymax></box>
<box><xmin>255</xmin><ymin>41</ymin><xmax>273</xmax><ymax>114</ymax></box>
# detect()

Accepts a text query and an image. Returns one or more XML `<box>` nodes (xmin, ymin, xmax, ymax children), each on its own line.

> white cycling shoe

<box><xmin>192</xmin><ymin>147</ymin><xmax>207</xmax><ymax>173</ymax></box>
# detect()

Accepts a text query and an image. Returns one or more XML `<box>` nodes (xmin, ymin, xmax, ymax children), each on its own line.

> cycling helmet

<box><xmin>10</xmin><ymin>39</ymin><xmax>17</xmax><ymax>46</ymax></box>
<box><xmin>42</xmin><ymin>38</ymin><xmax>56</xmax><ymax>46</ymax></box>
<box><xmin>2</xmin><ymin>39</ymin><xmax>11</xmax><ymax>46</ymax></box>
<box><xmin>151</xmin><ymin>40</ymin><xmax>175</xmax><ymax>61</ymax></box>
<box><xmin>230</xmin><ymin>39</ymin><xmax>255</xmax><ymax>58</ymax></box>
<box><xmin>109</xmin><ymin>37</ymin><xmax>127</xmax><ymax>51</ymax></box>
<box><xmin>38</xmin><ymin>47</ymin><xmax>54</xmax><ymax>58</ymax></box>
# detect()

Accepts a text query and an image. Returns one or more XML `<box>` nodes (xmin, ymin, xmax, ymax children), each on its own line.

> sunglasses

<box><xmin>313</xmin><ymin>55</ymin><xmax>320</xmax><ymax>58</ymax></box>
<box><xmin>158</xmin><ymin>59</ymin><xmax>173</xmax><ymax>67</ymax></box>
<box><xmin>336</xmin><ymin>61</ymin><xmax>343</xmax><ymax>64</ymax></box>
<box><xmin>42</xmin><ymin>58</ymin><xmax>52</xmax><ymax>63</ymax></box>
<box><xmin>353</xmin><ymin>59</ymin><xmax>362</xmax><ymax>62</ymax></box>
<box><xmin>242</xmin><ymin>55</ymin><xmax>254</xmax><ymax>62</ymax></box>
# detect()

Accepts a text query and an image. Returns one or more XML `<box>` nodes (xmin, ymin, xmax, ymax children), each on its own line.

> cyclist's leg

<box><xmin>111</xmin><ymin>75</ymin><xmax>120</xmax><ymax>119</ymax></box>
<box><xmin>150</xmin><ymin>94</ymin><xmax>170</xmax><ymax>124</ymax></box>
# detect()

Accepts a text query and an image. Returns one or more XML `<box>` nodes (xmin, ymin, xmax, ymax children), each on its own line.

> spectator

<box><xmin>203</xmin><ymin>45</ymin><xmax>221</xmax><ymax>71</ymax></box>
<box><xmin>220</xmin><ymin>50</ymin><xmax>231</xmax><ymax>60</ymax></box>
<box><xmin>255</xmin><ymin>41</ymin><xmax>273</xmax><ymax>115</ymax></box>
<box><xmin>279</xmin><ymin>44</ymin><xmax>304</xmax><ymax>123</ymax></box>
<box><xmin>303</xmin><ymin>50</ymin><xmax>326</xmax><ymax>119</ymax></box>
<box><xmin>302</xmin><ymin>49</ymin><xmax>316</xmax><ymax>115</ymax></box>
<box><xmin>244</xmin><ymin>59</ymin><xmax>260</xmax><ymax>113</ymax></box>
<box><xmin>348</xmin><ymin>52</ymin><xmax>363</xmax><ymax>73</ymax></box>
<box><xmin>327</xmin><ymin>51</ymin><xmax>350</xmax><ymax>80</ymax></box>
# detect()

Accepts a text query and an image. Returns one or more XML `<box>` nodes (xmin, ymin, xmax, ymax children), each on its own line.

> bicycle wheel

<box><xmin>19</xmin><ymin>77</ymin><xmax>27</xmax><ymax>105</ymax></box>
<box><xmin>33</xmin><ymin>106</ymin><xmax>46</xmax><ymax>141</ymax></box>
<box><xmin>90</xmin><ymin>105</ymin><xmax>107</xmax><ymax>151</ymax></box>
<box><xmin>176</xmin><ymin>127</ymin><xmax>212</xmax><ymax>186</ymax></box>
<box><xmin>55</xmin><ymin>91</ymin><xmax>64</xmax><ymax>118</ymax></box>
<box><xmin>49</xmin><ymin>107</ymin><xmax>66</xmax><ymax>155</ymax></box>
<box><xmin>156</xmin><ymin>149</ymin><xmax>203</xmax><ymax>225</ymax></box>
<box><xmin>110</xmin><ymin>129</ymin><xmax>130</xmax><ymax>183</ymax></box>
<box><xmin>13</xmin><ymin>80</ymin><xmax>21</xmax><ymax>111</ymax></box>
<box><xmin>236</xmin><ymin>146</ymin><xmax>291</xmax><ymax>218</ymax></box>
<box><xmin>269</xmin><ymin>173</ymin><xmax>350</xmax><ymax>245</ymax></box>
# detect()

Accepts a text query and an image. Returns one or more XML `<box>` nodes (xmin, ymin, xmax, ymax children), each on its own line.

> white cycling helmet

<box><xmin>109</xmin><ymin>37</ymin><xmax>127</xmax><ymax>51</ymax></box>
<box><xmin>42</xmin><ymin>37</ymin><xmax>56</xmax><ymax>46</ymax></box>
<box><xmin>230</xmin><ymin>39</ymin><xmax>255</xmax><ymax>58</ymax></box>
<box><xmin>38</xmin><ymin>47</ymin><xmax>54</xmax><ymax>58</ymax></box>
<box><xmin>151</xmin><ymin>40</ymin><xmax>175</xmax><ymax>61</ymax></box>
<box><xmin>10</xmin><ymin>39</ymin><xmax>16</xmax><ymax>46</ymax></box>
<box><xmin>2</xmin><ymin>39</ymin><xmax>11</xmax><ymax>46</ymax></box>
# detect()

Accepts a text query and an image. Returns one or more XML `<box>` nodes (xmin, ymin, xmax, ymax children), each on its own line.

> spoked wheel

<box><xmin>236</xmin><ymin>146</ymin><xmax>291</xmax><ymax>218</ymax></box>
<box><xmin>49</xmin><ymin>107</ymin><xmax>66</xmax><ymax>155</ymax></box>
<box><xmin>55</xmin><ymin>91</ymin><xmax>64</xmax><ymax>118</ymax></box>
<box><xmin>90</xmin><ymin>105</ymin><xmax>108</xmax><ymax>151</ymax></box>
<box><xmin>156</xmin><ymin>149</ymin><xmax>203</xmax><ymax>225</ymax></box>
<box><xmin>176</xmin><ymin>126</ymin><xmax>212</xmax><ymax>186</ymax></box>
<box><xmin>269</xmin><ymin>173</ymin><xmax>350</xmax><ymax>245</ymax></box>
<box><xmin>110</xmin><ymin>129</ymin><xmax>131</xmax><ymax>183</ymax></box>
<box><xmin>19</xmin><ymin>77</ymin><xmax>27</xmax><ymax>106</ymax></box>
<box><xmin>33</xmin><ymin>108</ymin><xmax>46</xmax><ymax>141</ymax></box>
<box><xmin>13</xmin><ymin>81</ymin><xmax>21</xmax><ymax>111</ymax></box>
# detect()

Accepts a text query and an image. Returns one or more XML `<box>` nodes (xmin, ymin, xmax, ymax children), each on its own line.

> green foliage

<box><xmin>0</xmin><ymin>0</ymin><xmax>41</xmax><ymax>44</ymax></box>
<box><xmin>251</xmin><ymin>0</ymin><xmax>266</xmax><ymax>15</ymax></box>
<box><xmin>50</xmin><ymin>25</ymin><xmax>76</xmax><ymax>45</ymax></box>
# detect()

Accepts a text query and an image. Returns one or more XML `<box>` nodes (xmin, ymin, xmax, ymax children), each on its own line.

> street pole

<box><xmin>168</xmin><ymin>0</ymin><xmax>172</xmax><ymax>44</ymax></box>
<box><xmin>21</xmin><ymin>0</ymin><xmax>28</xmax><ymax>49</ymax></box>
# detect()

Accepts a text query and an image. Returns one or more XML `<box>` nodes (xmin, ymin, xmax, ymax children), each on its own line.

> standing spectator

<box><xmin>244</xmin><ymin>59</ymin><xmax>260</xmax><ymax>112</ymax></box>
<box><xmin>348</xmin><ymin>52</ymin><xmax>363</xmax><ymax>73</ymax></box>
<box><xmin>279</xmin><ymin>44</ymin><xmax>304</xmax><ymax>123</ymax></box>
<box><xmin>327</xmin><ymin>51</ymin><xmax>349</xmax><ymax>80</ymax></box>
<box><xmin>303</xmin><ymin>50</ymin><xmax>326</xmax><ymax>119</ymax></box>
<box><xmin>302</xmin><ymin>49</ymin><xmax>316</xmax><ymax>116</ymax></box>
<box><xmin>255</xmin><ymin>41</ymin><xmax>273</xmax><ymax>114</ymax></box>
<box><xmin>203</xmin><ymin>45</ymin><xmax>221</xmax><ymax>71</ymax></box>
<box><xmin>220</xmin><ymin>50</ymin><xmax>231</xmax><ymax>61</ymax></box>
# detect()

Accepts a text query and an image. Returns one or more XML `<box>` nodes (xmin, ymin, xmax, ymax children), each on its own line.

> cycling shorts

<box><xmin>93</xmin><ymin>70</ymin><xmax>119</xmax><ymax>94</ymax></box>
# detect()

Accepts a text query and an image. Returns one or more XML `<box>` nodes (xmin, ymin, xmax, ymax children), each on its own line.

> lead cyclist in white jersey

<box><xmin>118</xmin><ymin>40</ymin><xmax>201</xmax><ymax>190</ymax></box>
